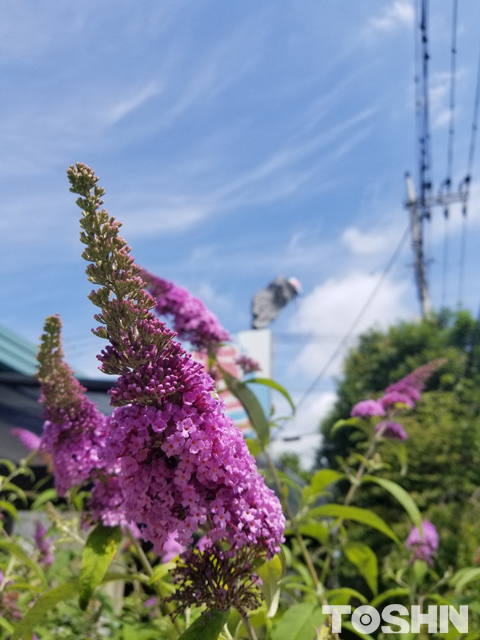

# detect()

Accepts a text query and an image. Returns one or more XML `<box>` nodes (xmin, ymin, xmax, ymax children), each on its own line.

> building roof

<box><xmin>0</xmin><ymin>325</ymin><xmax>39</xmax><ymax>376</ymax></box>
<box><xmin>0</xmin><ymin>325</ymin><xmax>112</xmax><ymax>462</ymax></box>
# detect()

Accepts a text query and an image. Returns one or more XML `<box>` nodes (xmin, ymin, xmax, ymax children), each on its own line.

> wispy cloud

<box><xmin>369</xmin><ymin>0</ymin><xmax>414</xmax><ymax>33</ymax></box>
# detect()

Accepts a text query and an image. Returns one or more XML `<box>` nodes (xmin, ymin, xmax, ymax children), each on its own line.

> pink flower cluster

<box><xmin>235</xmin><ymin>354</ymin><xmax>261</xmax><ymax>375</ymax></box>
<box><xmin>406</xmin><ymin>520</ymin><xmax>439</xmax><ymax>564</ymax></box>
<box><xmin>103</xmin><ymin>357</ymin><xmax>285</xmax><ymax>557</ymax></box>
<box><xmin>40</xmin><ymin>394</ymin><xmax>107</xmax><ymax>497</ymax></box>
<box><xmin>350</xmin><ymin>360</ymin><xmax>445</xmax><ymax>441</ymax></box>
<box><xmin>141</xmin><ymin>269</ymin><xmax>231</xmax><ymax>351</ymax></box>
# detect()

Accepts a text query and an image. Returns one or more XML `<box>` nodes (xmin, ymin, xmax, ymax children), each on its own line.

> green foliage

<box><xmin>79</xmin><ymin>524</ymin><xmax>122</xmax><ymax>610</ymax></box>
<box><xmin>177</xmin><ymin>610</ymin><xmax>229</xmax><ymax>640</ymax></box>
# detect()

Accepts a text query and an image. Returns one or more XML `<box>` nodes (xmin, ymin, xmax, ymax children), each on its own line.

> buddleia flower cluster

<box><xmin>406</xmin><ymin>520</ymin><xmax>439</xmax><ymax>564</ymax></box>
<box><xmin>350</xmin><ymin>358</ymin><xmax>445</xmax><ymax>441</ymax></box>
<box><xmin>36</xmin><ymin>315</ymin><xmax>131</xmax><ymax>529</ymax></box>
<box><xmin>141</xmin><ymin>268</ymin><xmax>232</xmax><ymax>352</ymax></box>
<box><xmin>67</xmin><ymin>163</ymin><xmax>285</xmax><ymax>612</ymax></box>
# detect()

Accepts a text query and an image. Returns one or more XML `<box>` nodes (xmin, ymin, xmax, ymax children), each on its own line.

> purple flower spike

<box><xmin>68</xmin><ymin>163</ymin><xmax>285</xmax><ymax>566</ymax></box>
<box><xmin>406</xmin><ymin>520</ymin><xmax>439</xmax><ymax>565</ymax></box>
<box><xmin>379</xmin><ymin>391</ymin><xmax>415</xmax><ymax>410</ymax></box>
<box><xmin>11</xmin><ymin>428</ymin><xmax>41</xmax><ymax>452</ymax></box>
<box><xmin>386</xmin><ymin>359</ymin><xmax>446</xmax><ymax>403</ymax></box>
<box><xmin>141</xmin><ymin>269</ymin><xmax>231</xmax><ymax>352</ymax></box>
<box><xmin>351</xmin><ymin>399</ymin><xmax>385</xmax><ymax>418</ymax></box>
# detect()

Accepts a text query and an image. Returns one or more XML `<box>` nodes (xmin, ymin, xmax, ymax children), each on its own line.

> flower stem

<box><xmin>127</xmin><ymin>531</ymin><xmax>183</xmax><ymax>635</ymax></box>
<box><xmin>238</xmin><ymin>608</ymin><xmax>258</xmax><ymax>640</ymax></box>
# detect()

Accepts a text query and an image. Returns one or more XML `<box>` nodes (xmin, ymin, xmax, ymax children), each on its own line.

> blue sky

<box><xmin>2</xmin><ymin>0</ymin><xmax>480</xmax><ymax>462</ymax></box>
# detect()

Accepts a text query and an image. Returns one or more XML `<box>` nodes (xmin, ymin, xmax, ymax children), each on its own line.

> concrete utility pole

<box><xmin>405</xmin><ymin>173</ymin><xmax>430</xmax><ymax>317</ymax></box>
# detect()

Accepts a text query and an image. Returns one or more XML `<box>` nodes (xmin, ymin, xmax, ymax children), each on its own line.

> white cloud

<box><xmin>270</xmin><ymin>390</ymin><xmax>337</xmax><ymax>469</ymax></box>
<box><xmin>291</xmin><ymin>272</ymin><xmax>410</xmax><ymax>376</ymax></box>
<box><xmin>342</xmin><ymin>227</ymin><xmax>389</xmax><ymax>255</ymax></box>
<box><xmin>369</xmin><ymin>0</ymin><xmax>414</xmax><ymax>32</ymax></box>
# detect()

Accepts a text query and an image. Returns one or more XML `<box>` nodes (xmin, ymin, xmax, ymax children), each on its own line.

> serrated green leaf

<box><xmin>219</xmin><ymin>367</ymin><xmax>270</xmax><ymax>445</ymax></box>
<box><xmin>0</xmin><ymin>541</ymin><xmax>47</xmax><ymax>586</ymax></box>
<box><xmin>271</xmin><ymin>603</ymin><xmax>324</xmax><ymax>640</ymax></box>
<box><xmin>257</xmin><ymin>554</ymin><xmax>283</xmax><ymax>618</ymax></box>
<box><xmin>361</xmin><ymin>475</ymin><xmax>422</xmax><ymax>532</ymax></box>
<box><xmin>11</xmin><ymin>579</ymin><xmax>78</xmax><ymax>640</ymax></box>
<box><xmin>245</xmin><ymin>377</ymin><xmax>295</xmax><ymax>414</ymax></box>
<box><xmin>79</xmin><ymin>523</ymin><xmax>122</xmax><ymax>611</ymax></box>
<box><xmin>343</xmin><ymin>542</ymin><xmax>378</xmax><ymax>596</ymax></box>
<box><xmin>178</xmin><ymin>609</ymin><xmax>229</xmax><ymax>640</ymax></box>
<box><xmin>308</xmin><ymin>504</ymin><xmax>399</xmax><ymax>543</ymax></box>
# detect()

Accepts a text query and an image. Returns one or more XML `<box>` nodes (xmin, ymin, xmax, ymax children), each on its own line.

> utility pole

<box><xmin>405</xmin><ymin>0</ymin><xmax>467</xmax><ymax>317</ymax></box>
<box><xmin>405</xmin><ymin>173</ymin><xmax>430</xmax><ymax>317</ymax></box>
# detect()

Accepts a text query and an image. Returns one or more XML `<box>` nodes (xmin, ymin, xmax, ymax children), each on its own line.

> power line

<box><xmin>295</xmin><ymin>224</ymin><xmax>410</xmax><ymax>411</ymax></box>
<box><xmin>457</xmin><ymin>42</ymin><xmax>480</xmax><ymax>307</ymax></box>
<box><xmin>441</xmin><ymin>0</ymin><xmax>458</xmax><ymax>308</ymax></box>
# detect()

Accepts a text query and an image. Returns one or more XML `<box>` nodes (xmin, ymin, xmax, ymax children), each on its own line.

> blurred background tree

<box><xmin>316</xmin><ymin>309</ymin><xmax>480</xmax><ymax>581</ymax></box>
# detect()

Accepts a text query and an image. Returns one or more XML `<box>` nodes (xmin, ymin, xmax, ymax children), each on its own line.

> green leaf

<box><xmin>308</xmin><ymin>504</ymin><xmax>399</xmax><ymax>543</ymax></box>
<box><xmin>452</xmin><ymin>567</ymin><xmax>480</xmax><ymax>593</ymax></box>
<box><xmin>298</xmin><ymin>523</ymin><xmax>329</xmax><ymax>546</ymax></box>
<box><xmin>149</xmin><ymin>562</ymin><xmax>176</xmax><ymax>585</ymax></box>
<box><xmin>2</xmin><ymin>482</ymin><xmax>27</xmax><ymax>504</ymax></box>
<box><xmin>370</xmin><ymin>587</ymin><xmax>410</xmax><ymax>608</ymax></box>
<box><xmin>178</xmin><ymin>609</ymin><xmax>229</xmax><ymax>640</ymax></box>
<box><xmin>361</xmin><ymin>475</ymin><xmax>423</xmax><ymax>531</ymax></box>
<box><xmin>245</xmin><ymin>377</ymin><xmax>295</xmax><ymax>414</ymax></box>
<box><xmin>257</xmin><ymin>554</ymin><xmax>284</xmax><ymax>618</ymax></box>
<box><xmin>31</xmin><ymin>488</ymin><xmax>58</xmax><ymax>510</ymax></box>
<box><xmin>11</xmin><ymin>579</ymin><xmax>78</xmax><ymax>640</ymax></box>
<box><xmin>331</xmin><ymin>417</ymin><xmax>363</xmax><ymax>434</ymax></box>
<box><xmin>343</xmin><ymin>542</ymin><xmax>378</xmax><ymax>596</ymax></box>
<box><xmin>0</xmin><ymin>499</ymin><xmax>18</xmax><ymax>520</ymax></box>
<box><xmin>271</xmin><ymin>603</ymin><xmax>324</xmax><ymax>640</ymax></box>
<box><xmin>303</xmin><ymin>469</ymin><xmax>343</xmax><ymax>503</ymax></box>
<box><xmin>0</xmin><ymin>541</ymin><xmax>47</xmax><ymax>586</ymax></box>
<box><xmin>245</xmin><ymin>438</ymin><xmax>262</xmax><ymax>457</ymax></box>
<box><xmin>79</xmin><ymin>523</ymin><xmax>122</xmax><ymax>611</ymax></box>
<box><xmin>326</xmin><ymin>587</ymin><xmax>368</xmax><ymax>605</ymax></box>
<box><xmin>0</xmin><ymin>617</ymin><xmax>14</xmax><ymax>635</ymax></box>
<box><xmin>0</xmin><ymin>459</ymin><xmax>16</xmax><ymax>473</ymax></box>
<box><xmin>219</xmin><ymin>367</ymin><xmax>270</xmax><ymax>445</ymax></box>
